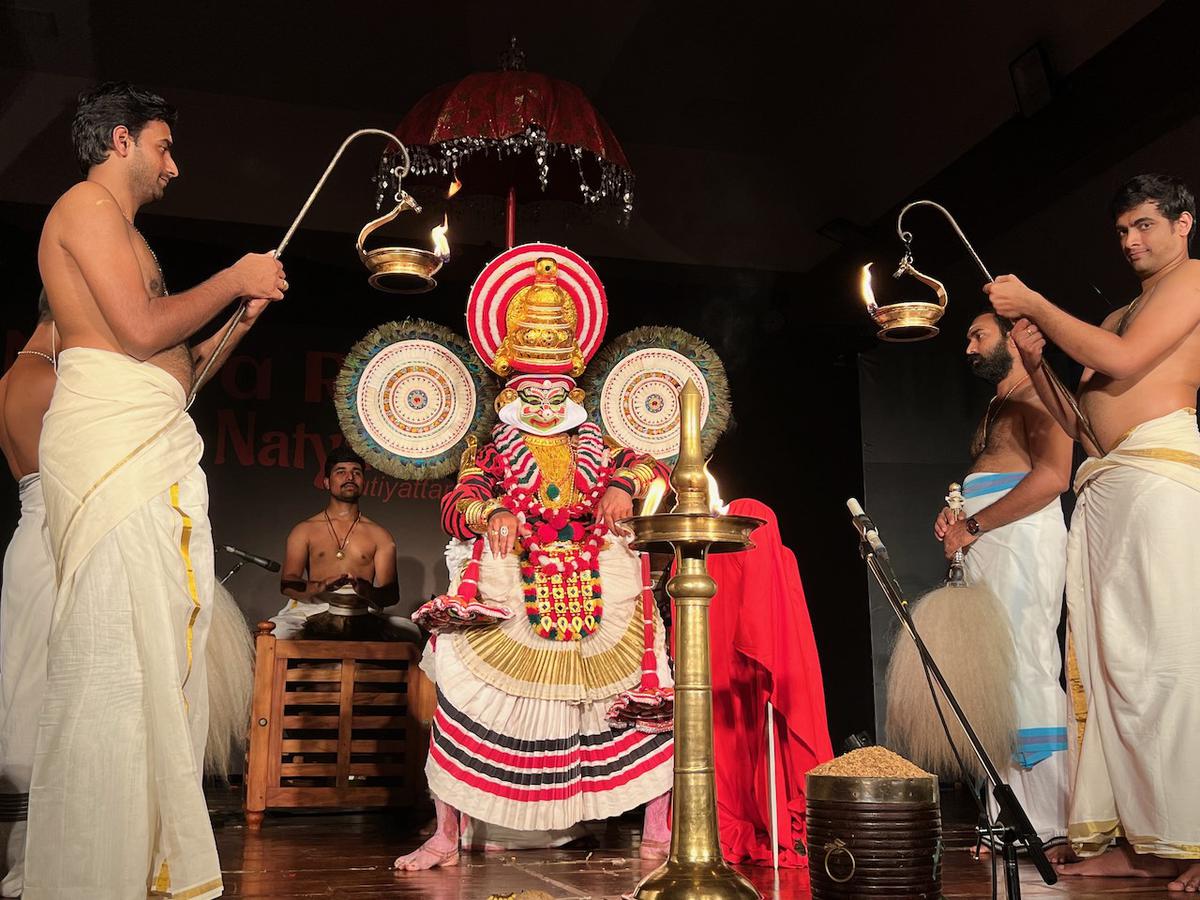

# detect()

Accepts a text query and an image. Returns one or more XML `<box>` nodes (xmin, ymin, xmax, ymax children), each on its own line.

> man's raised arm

<box><xmin>58</xmin><ymin>183</ymin><xmax>284</xmax><ymax>360</ymax></box>
<box><xmin>989</xmin><ymin>269</ymin><xmax>1200</xmax><ymax>380</ymax></box>
<box><xmin>1010</xmin><ymin>318</ymin><xmax>1087</xmax><ymax>445</ymax></box>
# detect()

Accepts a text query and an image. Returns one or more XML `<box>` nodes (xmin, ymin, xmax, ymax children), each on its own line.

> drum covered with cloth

<box><xmin>806</xmin><ymin>747</ymin><xmax>942</xmax><ymax>899</ymax></box>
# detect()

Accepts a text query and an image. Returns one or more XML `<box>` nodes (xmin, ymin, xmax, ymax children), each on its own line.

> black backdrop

<box><xmin>0</xmin><ymin>199</ymin><xmax>876</xmax><ymax>748</ymax></box>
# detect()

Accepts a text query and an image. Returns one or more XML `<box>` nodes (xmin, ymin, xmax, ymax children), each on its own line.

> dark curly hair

<box><xmin>1110</xmin><ymin>173</ymin><xmax>1196</xmax><ymax>246</ymax></box>
<box><xmin>71</xmin><ymin>82</ymin><xmax>177</xmax><ymax>176</ymax></box>
<box><xmin>324</xmin><ymin>446</ymin><xmax>365</xmax><ymax>478</ymax></box>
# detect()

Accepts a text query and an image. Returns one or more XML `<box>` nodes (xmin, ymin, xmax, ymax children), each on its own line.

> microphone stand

<box><xmin>849</xmin><ymin>503</ymin><xmax>1057</xmax><ymax>899</ymax></box>
<box><xmin>220</xmin><ymin>559</ymin><xmax>247</xmax><ymax>585</ymax></box>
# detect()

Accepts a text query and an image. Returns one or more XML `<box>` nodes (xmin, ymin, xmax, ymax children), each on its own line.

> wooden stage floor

<box><xmin>209</xmin><ymin>785</ymin><xmax>1184</xmax><ymax>899</ymax></box>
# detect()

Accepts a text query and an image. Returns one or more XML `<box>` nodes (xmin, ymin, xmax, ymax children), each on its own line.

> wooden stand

<box><xmin>244</xmin><ymin>622</ymin><xmax>434</xmax><ymax>828</ymax></box>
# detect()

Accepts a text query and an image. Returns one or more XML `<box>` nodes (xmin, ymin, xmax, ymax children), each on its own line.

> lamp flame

<box><xmin>860</xmin><ymin>263</ymin><xmax>879</xmax><ymax>315</ymax></box>
<box><xmin>640</xmin><ymin>477</ymin><xmax>668</xmax><ymax>517</ymax></box>
<box><xmin>431</xmin><ymin>215</ymin><xmax>450</xmax><ymax>259</ymax></box>
<box><xmin>704</xmin><ymin>466</ymin><xmax>729</xmax><ymax>516</ymax></box>
<box><xmin>448</xmin><ymin>174</ymin><xmax>463</xmax><ymax>199</ymax></box>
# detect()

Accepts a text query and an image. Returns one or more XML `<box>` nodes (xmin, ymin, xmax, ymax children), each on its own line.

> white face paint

<box><xmin>499</xmin><ymin>382</ymin><xmax>588</xmax><ymax>435</ymax></box>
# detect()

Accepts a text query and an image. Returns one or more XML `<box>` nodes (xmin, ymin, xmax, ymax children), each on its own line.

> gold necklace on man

<box><xmin>125</xmin><ymin>219</ymin><xmax>167</xmax><ymax>296</ymax></box>
<box><xmin>98</xmin><ymin>182</ymin><xmax>167</xmax><ymax>295</ymax></box>
<box><xmin>972</xmin><ymin>374</ymin><xmax>1031</xmax><ymax>456</ymax></box>
<box><xmin>1116</xmin><ymin>293</ymin><xmax>1147</xmax><ymax>336</ymax></box>
<box><xmin>16</xmin><ymin>350</ymin><xmax>54</xmax><ymax>365</ymax></box>
<box><xmin>324</xmin><ymin>510</ymin><xmax>361</xmax><ymax>560</ymax></box>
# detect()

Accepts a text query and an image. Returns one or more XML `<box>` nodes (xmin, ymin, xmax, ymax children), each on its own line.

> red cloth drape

<box><xmin>675</xmin><ymin>498</ymin><xmax>833</xmax><ymax>867</ymax></box>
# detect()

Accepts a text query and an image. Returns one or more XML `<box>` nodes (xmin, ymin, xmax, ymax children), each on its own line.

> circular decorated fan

<box><xmin>582</xmin><ymin>326</ymin><xmax>731</xmax><ymax>462</ymax></box>
<box><xmin>335</xmin><ymin>319</ymin><xmax>497</xmax><ymax>480</ymax></box>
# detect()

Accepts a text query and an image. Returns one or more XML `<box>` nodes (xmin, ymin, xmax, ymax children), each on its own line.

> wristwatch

<box><xmin>965</xmin><ymin>517</ymin><xmax>982</xmax><ymax>536</ymax></box>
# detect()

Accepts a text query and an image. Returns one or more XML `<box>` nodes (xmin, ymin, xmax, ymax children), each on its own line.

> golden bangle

<box><xmin>615</xmin><ymin>462</ymin><xmax>657</xmax><ymax>497</ymax></box>
<box><xmin>461</xmin><ymin>498</ymin><xmax>504</xmax><ymax>534</ymax></box>
<box><xmin>631</xmin><ymin>462</ymin><xmax>657</xmax><ymax>491</ymax></box>
<box><xmin>457</xmin><ymin>498</ymin><xmax>483</xmax><ymax>532</ymax></box>
<box><xmin>479</xmin><ymin>499</ymin><xmax>505</xmax><ymax>531</ymax></box>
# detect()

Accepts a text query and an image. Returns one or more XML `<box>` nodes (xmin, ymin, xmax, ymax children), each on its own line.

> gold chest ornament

<box><xmin>523</xmin><ymin>433</ymin><xmax>579</xmax><ymax>508</ymax></box>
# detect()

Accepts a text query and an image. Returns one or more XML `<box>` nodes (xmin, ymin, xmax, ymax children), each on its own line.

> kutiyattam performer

<box><xmin>989</xmin><ymin>173</ymin><xmax>1200</xmax><ymax>890</ymax></box>
<box><xmin>27</xmin><ymin>82</ymin><xmax>286</xmax><ymax>899</ymax></box>
<box><xmin>933</xmin><ymin>312</ymin><xmax>1073</xmax><ymax>850</ymax></box>
<box><xmin>0</xmin><ymin>294</ymin><xmax>58</xmax><ymax>898</ymax></box>
<box><xmin>393</xmin><ymin>255</ymin><xmax>674</xmax><ymax>870</ymax></box>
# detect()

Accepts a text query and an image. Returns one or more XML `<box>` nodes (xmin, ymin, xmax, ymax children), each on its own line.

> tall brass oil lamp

<box><xmin>621</xmin><ymin>379</ymin><xmax>764</xmax><ymax>900</ymax></box>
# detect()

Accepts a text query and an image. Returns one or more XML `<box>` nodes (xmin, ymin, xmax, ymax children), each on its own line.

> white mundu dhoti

<box><xmin>0</xmin><ymin>473</ymin><xmax>55</xmax><ymax>897</ymax></box>
<box><xmin>1066</xmin><ymin>408</ymin><xmax>1200</xmax><ymax>858</ymax></box>
<box><xmin>24</xmin><ymin>348</ymin><xmax>221</xmax><ymax>900</ymax></box>
<box><xmin>963</xmin><ymin>472</ymin><xmax>1069</xmax><ymax>843</ymax></box>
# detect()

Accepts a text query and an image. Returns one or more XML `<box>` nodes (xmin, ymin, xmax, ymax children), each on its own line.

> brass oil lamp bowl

<box><xmin>619</xmin><ymin>379</ymin><xmax>764</xmax><ymax>900</ymax></box>
<box><xmin>357</xmin><ymin>198</ymin><xmax>449</xmax><ymax>294</ymax></box>
<box><xmin>188</xmin><ymin>128</ymin><xmax>451</xmax><ymax>409</ymax></box>
<box><xmin>857</xmin><ymin>198</ymin><xmax>1107</xmax><ymax>452</ymax></box>
<box><xmin>859</xmin><ymin>259</ymin><xmax>947</xmax><ymax>342</ymax></box>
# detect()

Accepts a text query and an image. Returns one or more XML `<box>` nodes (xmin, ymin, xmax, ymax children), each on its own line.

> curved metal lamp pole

<box><xmin>186</xmin><ymin>128</ymin><xmax>410</xmax><ymax>409</ymax></box>
<box><xmin>893</xmin><ymin>200</ymin><xmax>1104</xmax><ymax>454</ymax></box>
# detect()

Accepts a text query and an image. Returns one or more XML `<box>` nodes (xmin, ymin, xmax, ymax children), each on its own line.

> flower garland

<box><xmin>492</xmin><ymin>422</ymin><xmax>615</xmax><ymax>640</ymax></box>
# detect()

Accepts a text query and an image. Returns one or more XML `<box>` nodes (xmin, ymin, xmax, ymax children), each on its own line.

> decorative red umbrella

<box><xmin>386</xmin><ymin>40</ymin><xmax>635</xmax><ymax>247</ymax></box>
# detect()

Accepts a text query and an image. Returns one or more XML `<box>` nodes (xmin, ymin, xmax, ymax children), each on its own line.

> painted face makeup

<box><xmin>498</xmin><ymin>375</ymin><xmax>588</xmax><ymax>436</ymax></box>
<box><xmin>517</xmin><ymin>386</ymin><xmax>569</xmax><ymax>431</ymax></box>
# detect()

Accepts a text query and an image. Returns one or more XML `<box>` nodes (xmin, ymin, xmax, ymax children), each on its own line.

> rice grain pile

<box><xmin>808</xmin><ymin>746</ymin><xmax>931</xmax><ymax>778</ymax></box>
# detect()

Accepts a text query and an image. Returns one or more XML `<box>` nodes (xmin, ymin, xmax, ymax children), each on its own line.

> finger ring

<box><xmin>489</xmin><ymin>530</ymin><xmax>498</xmax><ymax>536</ymax></box>
<box><xmin>1026</xmin><ymin>327</ymin><xmax>1035</xmax><ymax>335</ymax></box>
<box><xmin>499</xmin><ymin>526</ymin><xmax>510</xmax><ymax>536</ymax></box>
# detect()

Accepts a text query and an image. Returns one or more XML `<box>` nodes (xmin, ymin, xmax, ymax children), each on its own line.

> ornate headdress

<box><xmin>335</xmin><ymin>243</ymin><xmax>734</xmax><ymax>477</ymax></box>
<box><xmin>467</xmin><ymin>243</ymin><xmax>607</xmax><ymax>378</ymax></box>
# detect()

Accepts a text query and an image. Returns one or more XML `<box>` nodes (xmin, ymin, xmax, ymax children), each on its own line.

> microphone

<box><xmin>846</xmin><ymin>498</ymin><xmax>888</xmax><ymax>558</ymax></box>
<box><xmin>218</xmin><ymin>544</ymin><xmax>281</xmax><ymax>573</ymax></box>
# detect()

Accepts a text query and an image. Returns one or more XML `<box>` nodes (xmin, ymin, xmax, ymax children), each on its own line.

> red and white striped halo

<box><xmin>467</xmin><ymin>243</ymin><xmax>608</xmax><ymax>374</ymax></box>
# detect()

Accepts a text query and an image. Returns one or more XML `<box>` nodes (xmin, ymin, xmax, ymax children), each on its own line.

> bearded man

<box><xmin>932</xmin><ymin>311</ymin><xmax>1073</xmax><ymax>849</ymax></box>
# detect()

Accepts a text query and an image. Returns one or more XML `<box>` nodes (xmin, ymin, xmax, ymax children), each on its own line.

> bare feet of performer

<box><xmin>1171</xmin><ymin>861</ymin><xmax>1200</xmax><ymax>892</ymax></box>
<box><xmin>1055</xmin><ymin>841</ymin><xmax>1175</xmax><ymax>880</ymax></box>
<box><xmin>639</xmin><ymin>792</ymin><xmax>671</xmax><ymax>860</ymax></box>
<box><xmin>393</xmin><ymin>797</ymin><xmax>460</xmax><ymax>871</ymax></box>
<box><xmin>972</xmin><ymin>839</ymin><xmax>1073</xmax><ymax>863</ymax></box>
<box><xmin>1044</xmin><ymin>843</ymin><xmax>1076</xmax><ymax>866</ymax></box>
